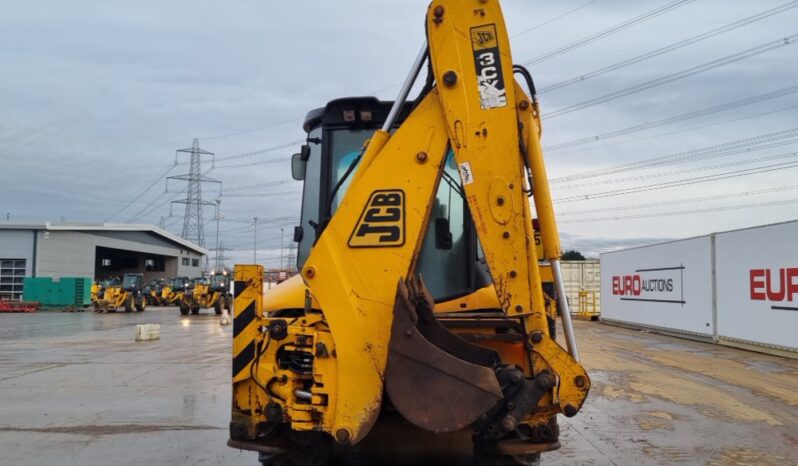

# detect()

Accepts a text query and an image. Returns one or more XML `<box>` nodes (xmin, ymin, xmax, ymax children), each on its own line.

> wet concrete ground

<box><xmin>0</xmin><ymin>309</ymin><xmax>795</xmax><ymax>465</ymax></box>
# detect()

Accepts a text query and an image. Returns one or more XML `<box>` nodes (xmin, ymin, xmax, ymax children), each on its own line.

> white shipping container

<box><xmin>561</xmin><ymin>260</ymin><xmax>601</xmax><ymax>315</ymax></box>
<box><xmin>715</xmin><ymin>221</ymin><xmax>798</xmax><ymax>351</ymax></box>
<box><xmin>600</xmin><ymin>236</ymin><xmax>714</xmax><ymax>337</ymax></box>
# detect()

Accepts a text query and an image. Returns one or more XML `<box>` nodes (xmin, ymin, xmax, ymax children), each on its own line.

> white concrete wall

<box><xmin>36</xmin><ymin>231</ymin><xmax>95</xmax><ymax>279</ymax></box>
<box><xmin>36</xmin><ymin>230</ymin><xmax>204</xmax><ymax>280</ymax></box>
<box><xmin>0</xmin><ymin>230</ymin><xmax>35</xmax><ymax>276</ymax></box>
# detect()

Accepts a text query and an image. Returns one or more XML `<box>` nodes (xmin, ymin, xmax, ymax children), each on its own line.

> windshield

<box><xmin>315</xmin><ymin>132</ymin><xmax>488</xmax><ymax>301</ymax></box>
<box><xmin>297</xmin><ymin>127</ymin><xmax>323</xmax><ymax>268</ymax></box>
<box><xmin>211</xmin><ymin>275</ymin><xmax>227</xmax><ymax>287</ymax></box>
<box><xmin>329</xmin><ymin>129</ymin><xmax>370</xmax><ymax>212</ymax></box>
<box><xmin>123</xmin><ymin>275</ymin><xmax>139</xmax><ymax>288</ymax></box>
<box><xmin>416</xmin><ymin>150</ymin><xmax>476</xmax><ymax>299</ymax></box>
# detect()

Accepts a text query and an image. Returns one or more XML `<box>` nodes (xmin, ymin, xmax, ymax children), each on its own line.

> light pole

<box><xmin>214</xmin><ymin>199</ymin><xmax>223</xmax><ymax>272</ymax></box>
<box><xmin>280</xmin><ymin>227</ymin><xmax>285</xmax><ymax>269</ymax></box>
<box><xmin>253</xmin><ymin>217</ymin><xmax>258</xmax><ymax>264</ymax></box>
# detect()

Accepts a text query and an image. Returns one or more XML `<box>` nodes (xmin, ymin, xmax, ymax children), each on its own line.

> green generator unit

<box><xmin>22</xmin><ymin>277</ymin><xmax>92</xmax><ymax>307</ymax></box>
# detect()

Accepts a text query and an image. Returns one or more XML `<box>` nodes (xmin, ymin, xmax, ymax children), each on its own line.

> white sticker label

<box><xmin>458</xmin><ymin>162</ymin><xmax>474</xmax><ymax>186</ymax></box>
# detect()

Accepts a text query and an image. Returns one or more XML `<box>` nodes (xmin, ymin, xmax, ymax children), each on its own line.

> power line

<box><xmin>539</xmin><ymin>0</ymin><xmax>798</xmax><ymax>94</ymax></box>
<box><xmin>223</xmin><ymin>191</ymin><xmax>301</xmax><ymax>198</ymax></box>
<box><xmin>554</xmin><ymin>159</ymin><xmax>798</xmax><ymax>203</ymax></box>
<box><xmin>214</xmin><ymin>157</ymin><xmax>292</xmax><ymax>169</ymax></box>
<box><xmin>511</xmin><ymin>0</ymin><xmax>600</xmax><ymax>39</ymax></box>
<box><xmin>200</xmin><ymin>117</ymin><xmax>304</xmax><ymax>141</ymax></box>
<box><xmin>127</xmin><ymin>187</ymin><xmax>184</xmax><ymax>223</ymax></box>
<box><xmin>522</xmin><ymin>0</ymin><xmax>696</xmax><ymax>66</ymax></box>
<box><xmin>550</xmin><ymin>127</ymin><xmax>798</xmax><ymax>183</ymax></box>
<box><xmin>214</xmin><ymin>139</ymin><xmax>305</xmax><ymax>162</ymax></box>
<box><xmin>127</xmin><ymin>165</ymin><xmax>216</xmax><ymax>223</ymax></box>
<box><xmin>102</xmin><ymin>162</ymin><xmax>176</xmax><ymax>222</ymax></box>
<box><xmin>544</xmin><ymin>84</ymin><xmax>798</xmax><ymax>152</ymax></box>
<box><xmin>548</xmin><ymin>103</ymin><xmax>798</xmax><ymax>157</ymax></box>
<box><xmin>559</xmin><ymin>198</ymin><xmax>798</xmax><ymax>223</ymax></box>
<box><xmin>559</xmin><ymin>183</ymin><xmax>798</xmax><ymax>216</ymax></box>
<box><xmin>544</xmin><ymin>33</ymin><xmax>798</xmax><ymax>119</ymax></box>
<box><xmin>553</xmin><ymin>151</ymin><xmax>798</xmax><ymax>190</ymax></box>
<box><xmin>223</xmin><ymin>180</ymin><xmax>294</xmax><ymax>192</ymax></box>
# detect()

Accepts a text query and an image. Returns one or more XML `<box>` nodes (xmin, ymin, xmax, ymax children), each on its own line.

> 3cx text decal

<box><xmin>348</xmin><ymin>190</ymin><xmax>405</xmax><ymax>248</ymax></box>
<box><xmin>612</xmin><ymin>266</ymin><xmax>686</xmax><ymax>305</ymax></box>
<box><xmin>470</xmin><ymin>24</ymin><xmax>507</xmax><ymax>110</ymax></box>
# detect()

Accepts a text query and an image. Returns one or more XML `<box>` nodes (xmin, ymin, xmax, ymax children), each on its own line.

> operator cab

<box><xmin>291</xmin><ymin>97</ymin><xmax>491</xmax><ymax>302</ymax></box>
<box><xmin>210</xmin><ymin>272</ymin><xmax>229</xmax><ymax>291</ymax></box>
<box><xmin>122</xmin><ymin>273</ymin><xmax>143</xmax><ymax>292</ymax></box>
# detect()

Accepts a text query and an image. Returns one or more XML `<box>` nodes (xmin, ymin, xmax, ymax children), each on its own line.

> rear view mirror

<box><xmin>291</xmin><ymin>144</ymin><xmax>311</xmax><ymax>180</ymax></box>
<box><xmin>434</xmin><ymin>217</ymin><xmax>453</xmax><ymax>250</ymax></box>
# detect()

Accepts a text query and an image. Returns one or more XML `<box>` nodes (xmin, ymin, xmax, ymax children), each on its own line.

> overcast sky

<box><xmin>1</xmin><ymin>0</ymin><xmax>797</xmax><ymax>265</ymax></box>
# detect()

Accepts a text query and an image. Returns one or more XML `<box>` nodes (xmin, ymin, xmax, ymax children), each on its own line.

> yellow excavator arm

<box><xmin>230</xmin><ymin>1</ymin><xmax>589</xmax><ymax>463</ymax></box>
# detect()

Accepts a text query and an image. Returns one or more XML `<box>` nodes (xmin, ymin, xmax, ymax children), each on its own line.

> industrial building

<box><xmin>0</xmin><ymin>223</ymin><xmax>207</xmax><ymax>300</ymax></box>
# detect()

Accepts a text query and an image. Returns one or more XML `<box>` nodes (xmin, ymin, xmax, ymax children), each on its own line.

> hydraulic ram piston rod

<box><xmin>381</xmin><ymin>45</ymin><xmax>428</xmax><ymax>132</ymax></box>
<box><xmin>550</xmin><ymin>258</ymin><xmax>580</xmax><ymax>362</ymax></box>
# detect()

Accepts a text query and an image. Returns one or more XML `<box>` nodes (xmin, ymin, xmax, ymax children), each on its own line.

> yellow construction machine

<box><xmin>229</xmin><ymin>1</ymin><xmax>589</xmax><ymax>464</ymax></box>
<box><xmin>162</xmin><ymin>276</ymin><xmax>189</xmax><ymax>305</ymax></box>
<box><xmin>90</xmin><ymin>280</ymin><xmax>105</xmax><ymax>303</ymax></box>
<box><xmin>93</xmin><ymin>273</ymin><xmax>147</xmax><ymax>313</ymax></box>
<box><xmin>144</xmin><ymin>278</ymin><xmax>167</xmax><ymax>306</ymax></box>
<box><xmin>179</xmin><ymin>273</ymin><xmax>231</xmax><ymax>316</ymax></box>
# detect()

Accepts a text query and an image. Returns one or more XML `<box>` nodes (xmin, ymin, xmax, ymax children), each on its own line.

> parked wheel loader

<box><xmin>162</xmin><ymin>276</ymin><xmax>189</xmax><ymax>305</ymax></box>
<box><xmin>229</xmin><ymin>1</ymin><xmax>589</xmax><ymax>464</ymax></box>
<box><xmin>91</xmin><ymin>279</ymin><xmax>114</xmax><ymax>304</ymax></box>
<box><xmin>144</xmin><ymin>278</ymin><xmax>166</xmax><ymax>306</ymax></box>
<box><xmin>179</xmin><ymin>273</ymin><xmax>231</xmax><ymax>316</ymax></box>
<box><xmin>93</xmin><ymin>273</ymin><xmax>146</xmax><ymax>312</ymax></box>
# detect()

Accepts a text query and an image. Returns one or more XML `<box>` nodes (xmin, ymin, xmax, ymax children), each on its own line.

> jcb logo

<box><xmin>470</xmin><ymin>24</ymin><xmax>498</xmax><ymax>50</ymax></box>
<box><xmin>348</xmin><ymin>190</ymin><xmax>405</xmax><ymax>248</ymax></box>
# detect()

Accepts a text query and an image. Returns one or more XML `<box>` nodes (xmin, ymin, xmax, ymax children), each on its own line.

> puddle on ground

<box><xmin>707</xmin><ymin>447</ymin><xmax>791</xmax><ymax>466</ymax></box>
<box><xmin>635</xmin><ymin>411</ymin><xmax>675</xmax><ymax>431</ymax></box>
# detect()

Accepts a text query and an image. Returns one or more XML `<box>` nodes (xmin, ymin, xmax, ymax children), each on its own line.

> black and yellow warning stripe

<box><xmin>232</xmin><ymin>265</ymin><xmax>263</xmax><ymax>382</ymax></box>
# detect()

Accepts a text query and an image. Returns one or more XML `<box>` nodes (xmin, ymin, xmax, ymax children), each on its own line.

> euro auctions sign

<box><xmin>611</xmin><ymin>266</ymin><xmax>685</xmax><ymax>305</ymax></box>
<box><xmin>749</xmin><ymin>268</ymin><xmax>798</xmax><ymax>311</ymax></box>
<box><xmin>715</xmin><ymin>221</ymin><xmax>798</xmax><ymax>350</ymax></box>
<box><xmin>600</xmin><ymin>236</ymin><xmax>714</xmax><ymax>336</ymax></box>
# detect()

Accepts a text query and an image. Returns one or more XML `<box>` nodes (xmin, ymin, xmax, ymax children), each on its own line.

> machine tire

<box><xmin>124</xmin><ymin>295</ymin><xmax>135</xmax><ymax>313</ymax></box>
<box><xmin>191</xmin><ymin>306</ymin><xmax>200</xmax><ymax>315</ymax></box>
<box><xmin>179</xmin><ymin>303</ymin><xmax>190</xmax><ymax>316</ymax></box>
<box><xmin>135</xmin><ymin>295</ymin><xmax>146</xmax><ymax>312</ymax></box>
<box><xmin>214</xmin><ymin>297</ymin><xmax>224</xmax><ymax>315</ymax></box>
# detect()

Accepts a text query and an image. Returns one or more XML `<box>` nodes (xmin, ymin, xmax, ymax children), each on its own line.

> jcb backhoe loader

<box><xmin>229</xmin><ymin>1</ymin><xmax>589</xmax><ymax>464</ymax></box>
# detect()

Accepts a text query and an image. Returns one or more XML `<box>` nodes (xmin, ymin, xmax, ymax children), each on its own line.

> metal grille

<box><xmin>74</xmin><ymin>278</ymin><xmax>86</xmax><ymax>304</ymax></box>
<box><xmin>0</xmin><ymin>259</ymin><xmax>26</xmax><ymax>301</ymax></box>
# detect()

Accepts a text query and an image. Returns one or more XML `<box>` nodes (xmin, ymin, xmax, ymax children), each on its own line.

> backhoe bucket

<box><xmin>385</xmin><ymin>277</ymin><xmax>503</xmax><ymax>433</ymax></box>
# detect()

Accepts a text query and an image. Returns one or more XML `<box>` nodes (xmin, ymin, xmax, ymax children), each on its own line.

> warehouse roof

<box><xmin>0</xmin><ymin>222</ymin><xmax>208</xmax><ymax>255</ymax></box>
